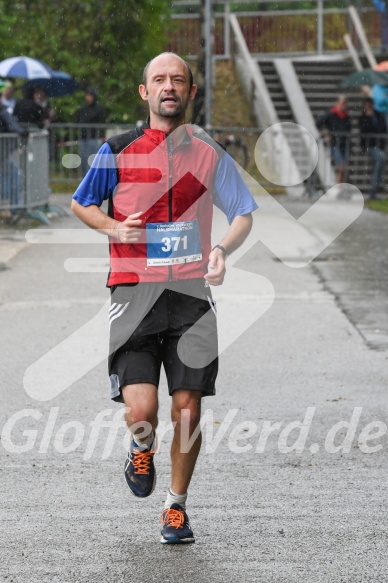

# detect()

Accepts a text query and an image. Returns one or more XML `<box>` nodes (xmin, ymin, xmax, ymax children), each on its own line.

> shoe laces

<box><xmin>160</xmin><ymin>507</ymin><xmax>185</xmax><ymax>528</ymax></box>
<box><xmin>131</xmin><ymin>450</ymin><xmax>153</xmax><ymax>475</ymax></box>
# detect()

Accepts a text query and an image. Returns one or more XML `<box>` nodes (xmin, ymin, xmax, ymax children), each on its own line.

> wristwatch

<box><xmin>212</xmin><ymin>244</ymin><xmax>228</xmax><ymax>258</ymax></box>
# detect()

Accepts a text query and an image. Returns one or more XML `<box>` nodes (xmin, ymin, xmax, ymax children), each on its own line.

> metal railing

<box><xmin>46</xmin><ymin>123</ymin><xmax>384</xmax><ymax>198</ymax></box>
<box><xmin>0</xmin><ymin>129</ymin><xmax>50</xmax><ymax>216</ymax></box>
<box><xmin>0</xmin><ymin>133</ymin><xmax>22</xmax><ymax>210</ymax></box>
<box><xmin>49</xmin><ymin>123</ymin><xmax>134</xmax><ymax>182</ymax></box>
<box><xmin>207</xmin><ymin>128</ymin><xmax>386</xmax><ymax>196</ymax></box>
<box><xmin>166</xmin><ymin>1</ymin><xmax>379</xmax><ymax>57</ymax></box>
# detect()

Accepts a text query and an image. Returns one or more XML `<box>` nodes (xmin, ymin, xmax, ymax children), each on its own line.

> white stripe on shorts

<box><xmin>109</xmin><ymin>302</ymin><xmax>130</xmax><ymax>326</ymax></box>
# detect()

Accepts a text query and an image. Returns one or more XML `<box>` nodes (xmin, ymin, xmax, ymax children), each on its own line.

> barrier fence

<box><xmin>50</xmin><ymin>124</ymin><xmax>383</xmax><ymax>196</ymax></box>
<box><xmin>0</xmin><ymin>129</ymin><xmax>50</xmax><ymax>217</ymax></box>
<box><xmin>1</xmin><ymin>124</ymin><xmax>382</xmax><ymax>220</ymax></box>
<box><xmin>0</xmin><ymin>133</ymin><xmax>22</xmax><ymax>211</ymax></box>
<box><xmin>49</xmin><ymin>123</ymin><xmax>134</xmax><ymax>183</ymax></box>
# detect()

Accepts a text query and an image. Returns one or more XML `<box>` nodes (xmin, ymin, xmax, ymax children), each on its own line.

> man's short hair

<box><xmin>142</xmin><ymin>52</ymin><xmax>194</xmax><ymax>90</ymax></box>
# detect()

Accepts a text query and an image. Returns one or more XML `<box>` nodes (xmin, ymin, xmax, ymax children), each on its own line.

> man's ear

<box><xmin>189</xmin><ymin>84</ymin><xmax>197</xmax><ymax>101</ymax></box>
<box><xmin>139</xmin><ymin>84</ymin><xmax>148</xmax><ymax>101</ymax></box>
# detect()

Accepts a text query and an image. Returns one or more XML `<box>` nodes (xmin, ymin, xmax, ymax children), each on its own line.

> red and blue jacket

<box><xmin>73</xmin><ymin>122</ymin><xmax>257</xmax><ymax>286</ymax></box>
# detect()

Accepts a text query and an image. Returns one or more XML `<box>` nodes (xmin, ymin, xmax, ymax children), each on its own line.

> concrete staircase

<box><xmin>257</xmin><ymin>55</ymin><xmax>378</xmax><ymax>195</ymax></box>
<box><xmin>258</xmin><ymin>60</ymin><xmax>295</xmax><ymax>123</ymax></box>
<box><xmin>293</xmin><ymin>57</ymin><xmax>368</xmax><ymax>193</ymax></box>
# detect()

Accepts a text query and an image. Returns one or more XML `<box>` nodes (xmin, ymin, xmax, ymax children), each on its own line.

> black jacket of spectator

<box><xmin>74</xmin><ymin>102</ymin><xmax>107</xmax><ymax>139</ymax></box>
<box><xmin>316</xmin><ymin>107</ymin><xmax>352</xmax><ymax>152</ymax></box>
<box><xmin>0</xmin><ymin>104</ymin><xmax>28</xmax><ymax>136</ymax></box>
<box><xmin>359</xmin><ymin>110</ymin><xmax>386</xmax><ymax>153</ymax></box>
<box><xmin>13</xmin><ymin>99</ymin><xmax>45</xmax><ymax>128</ymax></box>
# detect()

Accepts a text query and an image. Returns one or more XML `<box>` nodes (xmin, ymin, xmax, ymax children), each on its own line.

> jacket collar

<box><xmin>141</xmin><ymin>117</ymin><xmax>194</xmax><ymax>147</ymax></box>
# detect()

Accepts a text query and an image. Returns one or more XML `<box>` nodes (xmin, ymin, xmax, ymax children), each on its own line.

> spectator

<box><xmin>372</xmin><ymin>83</ymin><xmax>388</xmax><ymax>129</ymax></box>
<box><xmin>32</xmin><ymin>86</ymin><xmax>55</xmax><ymax>127</ymax></box>
<box><xmin>316</xmin><ymin>95</ymin><xmax>352</xmax><ymax>184</ymax></box>
<box><xmin>1</xmin><ymin>79</ymin><xmax>16</xmax><ymax>114</ymax></box>
<box><xmin>359</xmin><ymin>97</ymin><xmax>386</xmax><ymax>200</ymax></box>
<box><xmin>13</xmin><ymin>86</ymin><xmax>46</xmax><ymax>129</ymax></box>
<box><xmin>74</xmin><ymin>87</ymin><xmax>107</xmax><ymax>175</ymax></box>
<box><xmin>0</xmin><ymin>80</ymin><xmax>28</xmax><ymax>208</ymax></box>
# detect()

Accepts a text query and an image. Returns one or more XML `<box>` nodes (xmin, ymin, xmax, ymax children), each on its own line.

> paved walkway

<box><xmin>1</xmin><ymin>194</ymin><xmax>387</xmax><ymax>582</ymax></box>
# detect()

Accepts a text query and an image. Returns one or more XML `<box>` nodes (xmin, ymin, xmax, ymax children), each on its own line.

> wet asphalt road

<box><xmin>311</xmin><ymin>205</ymin><xmax>388</xmax><ymax>351</ymax></box>
<box><xmin>1</xmin><ymin>194</ymin><xmax>388</xmax><ymax>582</ymax></box>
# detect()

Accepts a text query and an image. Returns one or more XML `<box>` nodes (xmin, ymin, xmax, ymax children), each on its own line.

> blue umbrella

<box><xmin>0</xmin><ymin>56</ymin><xmax>53</xmax><ymax>79</ymax></box>
<box><xmin>23</xmin><ymin>71</ymin><xmax>80</xmax><ymax>97</ymax></box>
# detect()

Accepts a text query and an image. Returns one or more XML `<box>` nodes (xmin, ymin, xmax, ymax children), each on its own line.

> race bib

<box><xmin>146</xmin><ymin>220</ymin><xmax>202</xmax><ymax>266</ymax></box>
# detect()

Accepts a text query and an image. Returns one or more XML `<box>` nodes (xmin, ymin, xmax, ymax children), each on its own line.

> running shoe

<box><xmin>124</xmin><ymin>438</ymin><xmax>156</xmax><ymax>498</ymax></box>
<box><xmin>160</xmin><ymin>503</ymin><xmax>195</xmax><ymax>544</ymax></box>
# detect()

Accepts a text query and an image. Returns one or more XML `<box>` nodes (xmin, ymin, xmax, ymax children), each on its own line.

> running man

<box><xmin>71</xmin><ymin>52</ymin><xmax>258</xmax><ymax>544</ymax></box>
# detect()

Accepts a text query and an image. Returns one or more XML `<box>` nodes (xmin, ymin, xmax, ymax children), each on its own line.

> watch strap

<box><xmin>212</xmin><ymin>244</ymin><xmax>228</xmax><ymax>258</ymax></box>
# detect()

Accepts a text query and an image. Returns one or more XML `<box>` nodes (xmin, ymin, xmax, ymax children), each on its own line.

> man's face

<box><xmin>3</xmin><ymin>85</ymin><xmax>13</xmax><ymax>99</ymax></box>
<box><xmin>34</xmin><ymin>90</ymin><xmax>46</xmax><ymax>104</ymax></box>
<box><xmin>139</xmin><ymin>55</ymin><xmax>196</xmax><ymax>120</ymax></box>
<box><xmin>337</xmin><ymin>97</ymin><xmax>347</xmax><ymax>112</ymax></box>
<box><xmin>85</xmin><ymin>94</ymin><xmax>94</xmax><ymax>105</ymax></box>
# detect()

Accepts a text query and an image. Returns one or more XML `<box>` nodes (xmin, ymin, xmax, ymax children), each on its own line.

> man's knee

<box><xmin>172</xmin><ymin>390</ymin><xmax>202</xmax><ymax>428</ymax></box>
<box><xmin>122</xmin><ymin>384</ymin><xmax>158</xmax><ymax>427</ymax></box>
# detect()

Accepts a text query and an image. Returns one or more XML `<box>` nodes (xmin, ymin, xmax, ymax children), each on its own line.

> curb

<box><xmin>0</xmin><ymin>237</ymin><xmax>29</xmax><ymax>270</ymax></box>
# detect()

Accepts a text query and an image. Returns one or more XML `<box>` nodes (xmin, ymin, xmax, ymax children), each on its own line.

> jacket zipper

<box><xmin>167</xmin><ymin>135</ymin><xmax>174</xmax><ymax>281</ymax></box>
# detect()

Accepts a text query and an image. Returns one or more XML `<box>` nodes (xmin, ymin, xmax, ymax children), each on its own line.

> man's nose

<box><xmin>163</xmin><ymin>77</ymin><xmax>175</xmax><ymax>91</ymax></box>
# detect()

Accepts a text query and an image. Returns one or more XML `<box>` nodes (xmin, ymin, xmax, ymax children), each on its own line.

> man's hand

<box><xmin>204</xmin><ymin>248</ymin><xmax>226</xmax><ymax>286</ymax></box>
<box><xmin>116</xmin><ymin>211</ymin><xmax>143</xmax><ymax>244</ymax></box>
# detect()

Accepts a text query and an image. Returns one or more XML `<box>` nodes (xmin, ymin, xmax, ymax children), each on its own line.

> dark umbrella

<box><xmin>23</xmin><ymin>71</ymin><xmax>80</xmax><ymax>97</ymax></box>
<box><xmin>340</xmin><ymin>68</ymin><xmax>388</xmax><ymax>88</ymax></box>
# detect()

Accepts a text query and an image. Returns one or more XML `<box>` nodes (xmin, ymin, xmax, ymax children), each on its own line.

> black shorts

<box><xmin>108</xmin><ymin>279</ymin><xmax>218</xmax><ymax>402</ymax></box>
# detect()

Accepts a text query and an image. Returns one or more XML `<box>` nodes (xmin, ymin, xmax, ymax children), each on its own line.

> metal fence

<box><xmin>49</xmin><ymin>123</ymin><xmax>135</xmax><ymax>182</ymax></box>
<box><xmin>0</xmin><ymin>129</ymin><xmax>50</xmax><ymax>216</ymax></box>
<box><xmin>49</xmin><ymin>123</ymin><xmax>260</xmax><ymax>186</ymax></box>
<box><xmin>167</xmin><ymin>2</ymin><xmax>380</xmax><ymax>57</ymax></box>
<box><xmin>47</xmin><ymin>123</ymin><xmax>383</xmax><ymax>198</ymax></box>
<box><xmin>0</xmin><ymin>124</ymin><xmax>378</xmax><ymax>209</ymax></box>
<box><xmin>0</xmin><ymin>133</ymin><xmax>22</xmax><ymax>211</ymax></box>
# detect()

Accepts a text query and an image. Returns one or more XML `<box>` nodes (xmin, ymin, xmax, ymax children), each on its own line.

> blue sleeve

<box><xmin>213</xmin><ymin>152</ymin><xmax>258</xmax><ymax>224</ymax></box>
<box><xmin>72</xmin><ymin>142</ymin><xmax>118</xmax><ymax>207</ymax></box>
<box><xmin>373</xmin><ymin>85</ymin><xmax>388</xmax><ymax>111</ymax></box>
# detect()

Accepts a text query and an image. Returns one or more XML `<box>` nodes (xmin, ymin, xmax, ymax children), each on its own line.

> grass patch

<box><xmin>50</xmin><ymin>179</ymin><xmax>80</xmax><ymax>194</ymax></box>
<box><xmin>365</xmin><ymin>199</ymin><xmax>388</xmax><ymax>214</ymax></box>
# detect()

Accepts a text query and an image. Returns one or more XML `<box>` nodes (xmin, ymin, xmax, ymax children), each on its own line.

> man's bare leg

<box><xmin>122</xmin><ymin>382</ymin><xmax>158</xmax><ymax>440</ymax></box>
<box><xmin>160</xmin><ymin>389</ymin><xmax>202</xmax><ymax>544</ymax></box>
<box><xmin>170</xmin><ymin>389</ymin><xmax>202</xmax><ymax>495</ymax></box>
<box><xmin>337</xmin><ymin>164</ymin><xmax>344</xmax><ymax>184</ymax></box>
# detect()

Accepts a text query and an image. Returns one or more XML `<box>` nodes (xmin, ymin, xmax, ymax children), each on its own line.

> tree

<box><xmin>0</xmin><ymin>0</ymin><xmax>172</xmax><ymax>121</ymax></box>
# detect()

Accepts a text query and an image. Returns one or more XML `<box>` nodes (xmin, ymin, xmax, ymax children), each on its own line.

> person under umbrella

<box><xmin>13</xmin><ymin>85</ymin><xmax>46</xmax><ymax>129</ymax></box>
<box><xmin>372</xmin><ymin>82</ymin><xmax>388</xmax><ymax>129</ymax></box>
<box><xmin>32</xmin><ymin>86</ymin><xmax>55</xmax><ymax>126</ymax></box>
<box><xmin>1</xmin><ymin>79</ymin><xmax>16</xmax><ymax>114</ymax></box>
